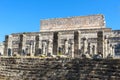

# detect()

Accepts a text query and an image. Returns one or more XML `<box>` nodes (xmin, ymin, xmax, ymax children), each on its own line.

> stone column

<box><xmin>78</xmin><ymin>31</ymin><xmax>81</xmax><ymax>52</ymax></box>
<box><xmin>107</xmin><ymin>40</ymin><xmax>111</xmax><ymax>56</ymax></box>
<box><xmin>92</xmin><ymin>45</ymin><xmax>96</xmax><ymax>56</ymax></box>
<box><xmin>4</xmin><ymin>35</ymin><xmax>9</xmax><ymax>56</ymax></box>
<box><xmin>71</xmin><ymin>40</ymin><xmax>74</xmax><ymax>58</ymax></box>
<box><xmin>97</xmin><ymin>31</ymin><xmax>104</xmax><ymax>58</ymax></box>
<box><xmin>88</xmin><ymin>43</ymin><xmax>91</xmax><ymax>54</ymax></box>
<box><xmin>32</xmin><ymin>41</ymin><xmax>36</xmax><ymax>56</ymax></box>
<box><xmin>65</xmin><ymin>39</ymin><xmax>69</xmax><ymax>55</ymax></box>
<box><xmin>83</xmin><ymin>37</ymin><xmax>88</xmax><ymax>55</ymax></box>
<box><xmin>35</xmin><ymin>34</ymin><xmax>42</xmax><ymax>56</ymax></box>
<box><xmin>112</xmin><ymin>46</ymin><xmax>115</xmax><ymax>58</ymax></box>
<box><xmin>74</xmin><ymin>31</ymin><xmax>79</xmax><ymax>58</ymax></box>
<box><xmin>53</xmin><ymin>32</ymin><xmax>58</xmax><ymax>55</ymax></box>
<box><xmin>104</xmin><ymin>35</ymin><xmax>108</xmax><ymax>58</ymax></box>
<box><xmin>30</xmin><ymin>43</ymin><xmax>33</xmax><ymax>56</ymax></box>
<box><xmin>39</xmin><ymin>34</ymin><xmax>42</xmax><ymax>49</ymax></box>
<box><xmin>94</xmin><ymin>45</ymin><xmax>97</xmax><ymax>55</ymax></box>
<box><xmin>109</xmin><ymin>44</ymin><xmax>113</xmax><ymax>57</ymax></box>
<box><xmin>48</xmin><ymin>39</ymin><xmax>53</xmax><ymax>56</ymax></box>
<box><xmin>42</xmin><ymin>42</ymin><xmax>47</xmax><ymax>56</ymax></box>
<box><xmin>90</xmin><ymin>45</ymin><xmax>93</xmax><ymax>56</ymax></box>
<box><xmin>22</xmin><ymin>34</ymin><xmax>26</xmax><ymax>56</ymax></box>
<box><xmin>57</xmin><ymin>32</ymin><xmax>62</xmax><ymax>55</ymax></box>
<box><xmin>32</xmin><ymin>36</ymin><xmax>36</xmax><ymax>56</ymax></box>
<box><xmin>88</xmin><ymin>43</ymin><xmax>94</xmax><ymax>56</ymax></box>
<box><xmin>26</xmin><ymin>46</ymin><xmax>29</xmax><ymax>55</ymax></box>
<box><xmin>7</xmin><ymin>35</ymin><xmax>13</xmax><ymax>56</ymax></box>
<box><xmin>42</xmin><ymin>42</ymin><xmax>45</xmax><ymax>55</ymax></box>
<box><xmin>38</xmin><ymin>34</ymin><xmax>42</xmax><ymax>55</ymax></box>
<box><xmin>19</xmin><ymin>34</ymin><xmax>22</xmax><ymax>56</ymax></box>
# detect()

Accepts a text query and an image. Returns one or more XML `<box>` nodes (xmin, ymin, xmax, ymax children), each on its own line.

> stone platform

<box><xmin>0</xmin><ymin>57</ymin><xmax>120</xmax><ymax>80</ymax></box>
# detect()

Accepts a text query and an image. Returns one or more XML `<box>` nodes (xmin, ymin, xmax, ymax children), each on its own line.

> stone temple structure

<box><xmin>3</xmin><ymin>14</ymin><xmax>120</xmax><ymax>58</ymax></box>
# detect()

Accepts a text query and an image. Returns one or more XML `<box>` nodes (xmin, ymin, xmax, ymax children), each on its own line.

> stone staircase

<box><xmin>0</xmin><ymin>57</ymin><xmax>120</xmax><ymax>80</ymax></box>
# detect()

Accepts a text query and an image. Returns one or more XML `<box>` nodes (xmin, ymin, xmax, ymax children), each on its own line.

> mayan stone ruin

<box><xmin>0</xmin><ymin>14</ymin><xmax>120</xmax><ymax>80</ymax></box>
<box><xmin>2</xmin><ymin>14</ymin><xmax>120</xmax><ymax>59</ymax></box>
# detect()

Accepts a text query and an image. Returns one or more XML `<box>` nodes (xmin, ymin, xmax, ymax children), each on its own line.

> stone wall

<box><xmin>40</xmin><ymin>14</ymin><xmax>105</xmax><ymax>32</ymax></box>
<box><xmin>0</xmin><ymin>57</ymin><xmax>120</xmax><ymax>80</ymax></box>
<box><xmin>0</xmin><ymin>42</ymin><xmax>4</xmax><ymax>55</ymax></box>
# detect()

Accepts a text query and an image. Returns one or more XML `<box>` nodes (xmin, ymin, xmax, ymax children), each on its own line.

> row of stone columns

<box><xmin>82</xmin><ymin>37</ymin><xmax>97</xmax><ymax>58</ymax></box>
<box><xmin>20</xmin><ymin>35</ymin><xmax>36</xmax><ymax>56</ymax></box>
<box><xmin>56</xmin><ymin>31</ymin><xmax>115</xmax><ymax>59</ymax></box>
<box><xmin>35</xmin><ymin>34</ymin><xmax>53</xmax><ymax>56</ymax></box>
<box><xmin>104</xmin><ymin>39</ymin><xmax>114</xmax><ymax>58</ymax></box>
<box><xmin>57</xmin><ymin>32</ymin><xmax>75</xmax><ymax>58</ymax></box>
<box><xmin>4</xmin><ymin>31</ymin><xmax>81</xmax><ymax>58</ymax></box>
<box><xmin>4</xmin><ymin>31</ymin><xmax>115</xmax><ymax>58</ymax></box>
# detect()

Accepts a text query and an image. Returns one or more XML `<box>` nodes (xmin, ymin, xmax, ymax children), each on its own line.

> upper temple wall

<box><xmin>40</xmin><ymin>14</ymin><xmax>106</xmax><ymax>32</ymax></box>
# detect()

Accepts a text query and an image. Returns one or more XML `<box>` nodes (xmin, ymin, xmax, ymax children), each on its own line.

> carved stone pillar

<box><xmin>19</xmin><ymin>34</ymin><xmax>23</xmax><ymax>56</ymax></box>
<box><xmin>35</xmin><ymin>34</ymin><xmax>42</xmax><ymax>56</ymax></box>
<box><xmin>78</xmin><ymin>31</ymin><xmax>81</xmax><ymax>52</ymax></box>
<box><xmin>109</xmin><ymin>44</ymin><xmax>113</xmax><ymax>57</ymax></box>
<box><xmin>92</xmin><ymin>45</ymin><xmax>96</xmax><ymax>56</ymax></box>
<box><xmin>71</xmin><ymin>40</ymin><xmax>74</xmax><ymax>58</ymax></box>
<box><xmin>30</xmin><ymin>43</ymin><xmax>33</xmax><ymax>56</ymax></box>
<box><xmin>38</xmin><ymin>34</ymin><xmax>42</xmax><ymax>55</ymax></box>
<box><xmin>53</xmin><ymin>32</ymin><xmax>58</xmax><ymax>55</ymax></box>
<box><xmin>97</xmin><ymin>31</ymin><xmax>104</xmax><ymax>58</ymax></box>
<box><xmin>4</xmin><ymin>35</ymin><xmax>9</xmax><ymax>56</ymax></box>
<box><xmin>26</xmin><ymin>46</ymin><xmax>29</xmax><ymax>55</ymax></box>
<box><xmin>112</xmin><ymin>46</ymin><xmax>115</xmax><ymax>58</ymax></box>
<box><xmin>42</xmin><ymin>42</ymin><xmax>45</xmax><ymax>55</ymax></box>
<box><xmin>39</xmin><ymin>34</ymin><xmax>42</xmax><ymax>49</ymax></box>
<box><xmin>88</xmin><ymin>43</ymin><xmax>91</xmax><ymax>54</ymax></box>
<box><xmin>22</xmin><ymin>34</ymin><xmax>26</xmax><ymax>56</ymax></box>
<box><xmin>83</xmin><ymin>37</ymin><xmax>87</xmax><ymax>55</ymax></box>
<box><xmin>32</xmin><ymin>36</ymin><xmax>36</xmax><ymax>56</ymax></box>
<box><xmin>90</xmin><ymin>45</ymin><xmax>93</xmax><ymax>56</ymax></box>
<box><xmin>7</xmin><ymin>35</ymin><xmax>13</xmax><ymax>56</ymax></box>
<box><xmin>65</xmin><ymin>39</ymin><xmax>69</xmax><ymax>55</ymax></box>
<box><xmin>94</xmin><ymin>45</ymin><xmax>97</xmax><ymax>55</ymax></box>
<box><xmin>57</xmin><ymin>32</ymin><xmax>61</xmax><ymax>54</ymax></box>
<box><xmin>104</xmin><ymin>36</ymin><xmax>108</xmax><ymax>58</ymax></box>
<box><xmin>74</xmin><ymin>31</ymin><xmax>79</xmax><ymax>58</ymax></box>
<box><xmin>48</xmin><ymin>39</ymin><xmax>53</xmax><ymax>56</ymax></box>
<box><xmin>107</xmin><ymin>40</ymin><xmax>111</xmax><ymax>56</ymax></box>
<box><xmin>32</xmin><ymin>41</ymin><xmax>35</xmax><ymax>56</ymax></box>
<box><xmin>42</xmin><ymin>41</ymin><xmax>47</xmax><ymax>56</ymax></box>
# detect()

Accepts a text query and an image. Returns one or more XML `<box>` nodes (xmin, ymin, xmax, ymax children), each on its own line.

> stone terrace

<box><xmin>0</xmin><ymin>57</ymin><xmax>120</xmax><ymax>80</ymax></box>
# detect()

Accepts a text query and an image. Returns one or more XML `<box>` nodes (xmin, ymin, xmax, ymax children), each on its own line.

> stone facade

<box><xmin>3</xmin><ymin>14</ymin><xmax>120</xmax><ymax>58</ymax></box>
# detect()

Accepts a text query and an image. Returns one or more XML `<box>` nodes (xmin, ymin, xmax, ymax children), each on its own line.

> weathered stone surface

<box><xmin>0</xmin><ymin>57</ymin><xmax>120</xmax><ymax>80</ymax></box>
<box><xmin>40</xmin><ymin>14</ymin><xmax>105</xmax><ymax>32</ymax></box>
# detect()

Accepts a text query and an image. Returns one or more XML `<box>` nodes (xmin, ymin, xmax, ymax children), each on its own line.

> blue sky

<box><xmin>0</xmin><ymin>0</ymin><xmax>120</xmax><ymax>42</ymax></box>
